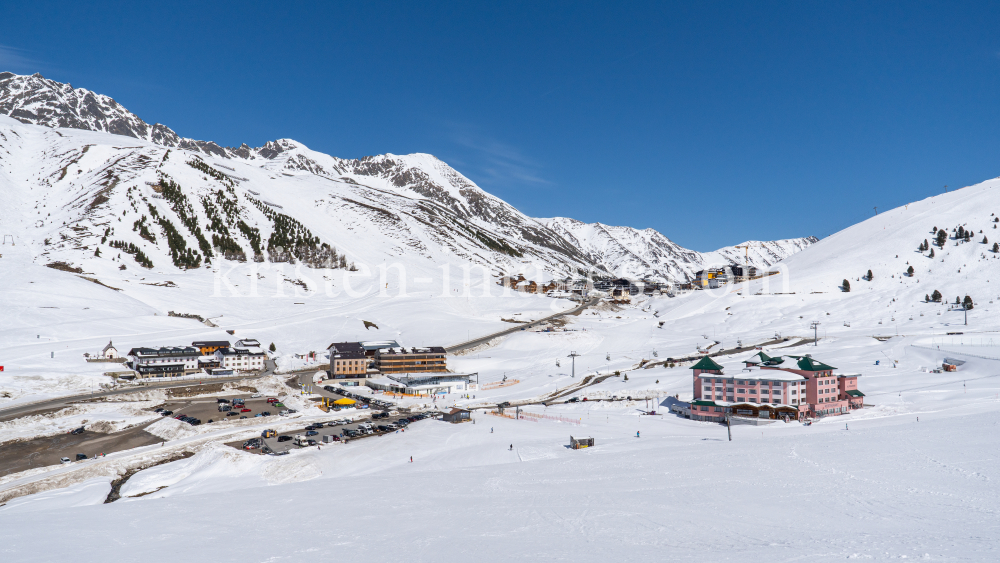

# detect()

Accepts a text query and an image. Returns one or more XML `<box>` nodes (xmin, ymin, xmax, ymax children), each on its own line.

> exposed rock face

<box><xmin>0</xmin><ymin>72</ymin><xmax>814</xmax><ymax>281</ymax></box>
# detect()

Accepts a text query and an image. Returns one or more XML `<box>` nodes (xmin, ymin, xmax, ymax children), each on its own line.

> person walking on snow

<box><xmin>491</xmin><ymin>427</ymin><xmax>493</xmax><ymax>433</ymax></box>
<box><xmin>509</xmin><ymin>444</ymin><xmax>513</xmax><ymax>451</ymax></box>
<box><xmin>636</xmin><ymin>431</ymin><xmax>640</xmax><ymax>438</ymax></box>
<box><xmin>410</xmin><ymin>456</ymin><xmax>413</xmax><ymax>463</ymax></box>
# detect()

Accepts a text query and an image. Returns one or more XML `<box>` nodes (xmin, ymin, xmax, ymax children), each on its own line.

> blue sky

<box><xmin>3</xmin><ymin>1</ymin><xmax>1000</xmax><ymax>250</ymax></box>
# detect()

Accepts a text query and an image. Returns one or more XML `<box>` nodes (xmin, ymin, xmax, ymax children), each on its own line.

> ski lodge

<box><xmin>688</xmin><ymin>353</ymin><xmax>863</xmax><ymax>422</ymax></box>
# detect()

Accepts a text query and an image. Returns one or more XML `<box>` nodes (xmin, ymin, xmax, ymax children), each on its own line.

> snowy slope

<box><xmin>543</xmin><ymin>216</ymin><xmax>816</xmax><ymax>281</ymax></box>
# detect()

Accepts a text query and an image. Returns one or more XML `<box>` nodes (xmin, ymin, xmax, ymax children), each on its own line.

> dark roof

<box><xmin>690</xmin><ymin>356</ymin><xmax>724</xmax><ymax>371</ymax></box>
<box><xmin>690</xmin><ymin>400</ymin><xmax>717</xmax><ymax>406</ymax></box>
<box><xmin>846</xmin><ymin>389</ymin><xmax>865</xmax><ymax>397</ymax></box>
<box><xmin>793</xmin><ymin>356</ymin><xmax>837</xmax><ymax>371</ymax></box>
<box><xmin>327</xmin><ymin>342</ymin><xmax>365</xmax><ymax>355</ymax></box>
<box><xmin>192</xmin><ymin>341</ymin><xmax>230</xmax><ymax>347</ymax></box>
<box><xmin>376</xmin><ymin>346</ymin><xmax>446</xmax><ymax>356</ymax></box>
<box><xmin>128</xmin><ymin>346</ymin><xmax>199</xmax><ymax>357</ymax></box>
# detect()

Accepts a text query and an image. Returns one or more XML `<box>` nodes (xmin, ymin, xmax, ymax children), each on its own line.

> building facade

<box><xmin>127</xmin><ymin>347</ymin><xmax>200</xmax><ymax>377</ymax></box>
<box><xmin>689</xmin><ymin>353</ymin><xmax>863</xmax><ymax>421</ymax></box>
<box><xmin>214</xmin><ymin>347</ymin><xmax>266</xmax><ymax>372</ymax></box>
<box><xmin>192</xmin><ymin>340</ymin><xmax>230</xmax><ymax>355</ymax></box>
<box><xmin>374</xmin><ymin>346</ymin><xmax>447</xmax><ymax>374</ymax></box>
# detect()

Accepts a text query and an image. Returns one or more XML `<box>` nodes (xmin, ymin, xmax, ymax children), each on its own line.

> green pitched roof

<box><xmin>690</xmin><ymin>356</ymin><xmax>724</xmax><ymax>371</ymax></box>
<box><xmin>846</xmin><ymin>389</ymin><xmax>865</xmax><ymax>397</ymax></box>
<box><xmin>795</xmin><ymin>356</ymin><xmax>836</xmax><ymax>371</ymax></box>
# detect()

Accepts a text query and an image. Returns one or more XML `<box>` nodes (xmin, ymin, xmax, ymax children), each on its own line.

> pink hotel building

<box><xmin>689</xmin><ymin>352</ymin><xmax>864</xmax><ymax>422</ymax></box>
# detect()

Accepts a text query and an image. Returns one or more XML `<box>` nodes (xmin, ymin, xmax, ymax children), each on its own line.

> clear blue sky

<box><xmin>3</xmin><ymin>1</ymin><xmax>999</xmax><ymax>250</ymax></box>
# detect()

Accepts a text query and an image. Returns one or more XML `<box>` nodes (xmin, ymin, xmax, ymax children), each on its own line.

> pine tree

<box><xmin>907</xmin><ymin>265</ymin><xmax>914</xmax><ymax>276</ymax></box>
<box><xmin>931</xmin><ymin>290</ymin><xmax>942</xmax><ymax>302</ymax></box>
<box><xmin>936</xmin><ymin>230</ymin><xmax>947</xmax><ymax>248</ymax></box>
<box><xmin>993</xmin><ymin>242</ymin><xmax>999</xmax><ymax>253</ymax></box>
<box><xmin>867</xmin><ymin>269</ymin><xmax>873</xmax><ymax>281</ymax></box>
<box><xmin>269</xmin><ymin>342</ymin><xmax>276</xmax><ymax>352</ymax></box>
<box><xmin>925</xmin><ymin>294</ymin><xmax>930</xmax><ymax>302</ymax></box>
<box><xmin>963</xmin><ymin>295</ymin><xmax>974</xmax><ymax>310</ymax></box>
<box><xmin>983</xmin><ymin>236</ymin><xmax>988</xmax><ymax>244</ymax></box>
<box><xmin>842</xmin><ymin>279</ymin><xmax>851</xmax><ymax>292</ymax></box>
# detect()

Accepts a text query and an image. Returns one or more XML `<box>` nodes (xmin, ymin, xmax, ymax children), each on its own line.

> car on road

<box><xmin>161</xmin><ymin>410</ymin><xmax>173</xmax><ymax>416</ymax></box>
<box><xmin>75</xmin><ymin>453</ymin><xmax>87</xmax><ymax>461</ymax></box>
<box><xmin>217</xmin><ymin>398</ymin><xmax>229</xmax><ymax>403</ymax></box>
<box><xmin>154</xmin><ymin>408</ymin><xmax>164</xmax><ymax>413</ymax></box>
<box><xmin>305</xmin><ymin>430</ymin><xmax>319</xmax><ymax>436</ymax></box>
<box><xmin>567</xmin><ymin>397</ymin><xmax>580</xmax><ymax>403</ymax></box>
<box><xmin>251</xmin><ymin>393</ymin><xmax>262</xmax><ymax>398</ymax></box>
<box><xmin>266</xmin><ymin>398</ymin><xmax>278</xmax><ymax>403</ymax></box>
<box><xmin>277</xmin><ymin>435</ymin><xmax>292</xmax><ymax>442</ymax></box>
<box><xmin>71</xmin><ymin>426</ymin><xmax>85</xmax><ymax>435</ymax></box>
<box><xmin>218</xmin><ymin>405</ymin><xmax>232</xmax><ymax>412</ymax></box>
<box><xmin>239</xmin><ymin>416</ymin><xmax>247</xmax><ymax>419</ymax></box>
<box><xmin>60</xmin><ymin>457</ymin><xmax>71</xmax><ymax>464</ymax></box>
<box><xmin>241</xmin><ymin>408</ymin><xmax>251</xmax><ymax>413</ymax></box>
<box><xmin>226</xmin><ymin>411</ymin><xmax>238</xmax><ymax>417</ymax></box>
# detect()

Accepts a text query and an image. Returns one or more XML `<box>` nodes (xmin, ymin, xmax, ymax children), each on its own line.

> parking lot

<box><xmin>155</xmin><ymin>394</ymin><xmax>293</xmax><ymax>426</ymax></box>
<box><xmin>233</xmin><ymin>410</ymin><xmax>438</xmax><ymax>454</ymax></box>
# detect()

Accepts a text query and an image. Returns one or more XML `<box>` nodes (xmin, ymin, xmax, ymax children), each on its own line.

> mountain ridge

<box><xmin>0</xmin><ymin>71</ymin><xmax>815</xmax><ymax>281</ymax></box>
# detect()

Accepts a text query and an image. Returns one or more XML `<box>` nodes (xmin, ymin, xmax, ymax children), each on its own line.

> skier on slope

<box><xmin>636</xmin><ymin>431</ymin><xmax>640</xmax><ymax>438</ymax></box>
<box><xmin>509</xmin><ymin>444</ymin><xmax>513</xmax><ymax>451</ymax></box>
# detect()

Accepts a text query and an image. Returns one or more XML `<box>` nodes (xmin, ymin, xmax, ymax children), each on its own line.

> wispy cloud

<box><xmin>0</xmin><ymin>44</ymin><xmax>43</xmax><ymax>73</ymax></box>
<box><xmin>449</xmin><ymin>125</ymin><xmax>552</xmax><ymax>187</ymax></box>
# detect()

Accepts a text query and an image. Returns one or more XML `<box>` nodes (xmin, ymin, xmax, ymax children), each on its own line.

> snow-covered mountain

<box><xmin>542</xmin><ymin>217</ymin><xmax>817</xmax><ymax>281</ymax></box>
<box><xmin>0</xmin><ymin>72</ymin><xmax>812</xmax><ymax>282</ymax></box>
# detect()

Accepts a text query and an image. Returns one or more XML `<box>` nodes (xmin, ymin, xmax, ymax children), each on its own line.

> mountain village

<box><xmin>0</xmin><ymin>70</ymin><xmax>996</xmax><ymax>560</ymax></box>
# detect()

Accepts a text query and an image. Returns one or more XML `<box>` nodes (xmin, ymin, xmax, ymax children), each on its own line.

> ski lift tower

<box><xmin>809</xmin><ymin>321</ymin><xmax>820</xmax><ymax>346</ymax></box>
<box><xmin>568</xmin><ymin>351</ymin><xmax>580</xmax><ymax>378</ymax></box>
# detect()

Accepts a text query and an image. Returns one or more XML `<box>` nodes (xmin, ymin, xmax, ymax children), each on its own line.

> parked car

<box><xmin>218</xmin><ymin>405</ymin><xmax>232</xmax><ymax>412</ymax></box>
<box><xmin>277</xmin><ymin>435</ymin><xmax>292</xmax><ymax>442</ymax></box>
<box><xmin>226</xmin><ymin>411</ymin><xmax>238</xmax><ymax>417</ymax></box>
<box><xmin>75</xmin><ymin>453</ymin><xmax>87</xmax><ymax>461</ymax></box>
<box><xmin>241</xmin><ymin>408</ymin><xmax>251</xmax><ymax>413</ymax></box>
<box><xmin>251</xmin><ymin>393</ymin><xmax>262</xmax><ymax>398</ymax></box>
<box><xmin>161</xmin><ymin>410</ymin><xmax>173</xmax><ymax>416</ymax></box>
<box><xmin>217</xmin><ymin>398</ymin><xmax>229</xmax><ymax>403</ymax></box>
<box><xmin>60</xmin><ymin>457</ymin><xmax>71</xmax><ymax>464</ymax></box>
<box><xmin>261</xmin><ymin>430</ymin><xmax>276</xmax><ymax>438</ymax></box>
<box><xmin>377</xmin><ymin>425</ymin><xmax>390</xmax><ymax>432</ymax></box>
<box><xmin>567</xmin><ymin>397</ymin><xmax>580</xmax><ymax>403</ymax></box>
<box><xmin>305</xmin><ymin>430</ymin><xmax>319</xmax><ymax>436</ymax></box>
<box><xmin>239</xmin><ymin>416</ymin><xmax>247</xmax><ymax>419</ymax></box>
<box><xmin>306</xmin><ymin>439</ymin><xmax>317</xmax><ymax>446</ymax></box>
<box><xmin>154</xmin><ymin>408</ymin><xmax>164</xmax><ymax>413</ymax></box>
<box><xmin>71</xmin><ymin>426</ymin><xmax>85</xmax><ymax>435</ymax></box>
<box><xmin>266</xmin><ymin>398</ymin><xmax>278</xmax><ymax>403</ymax></box>
<box><xmin>279</xmin><ymin>410</ymin><xmax>290</xmax><ymax>416</ymax></box>
<box><xmin>255</xmin><ymin>413</ymin><xmax>263</xmax><ymax>418</ymax></box>
<box><xmin>261</xmin><ymin>411</ymin><xmax>271</xmax><ymax>416</ymax></box>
